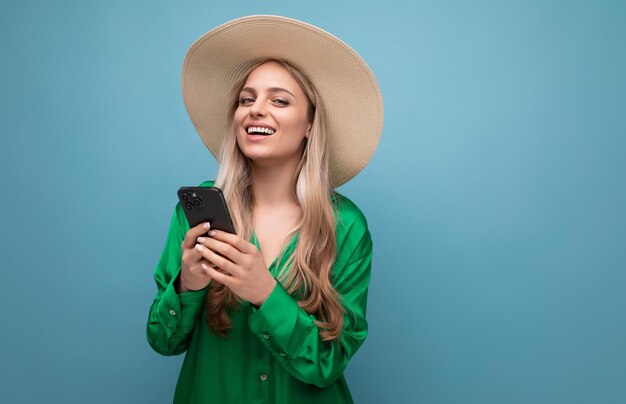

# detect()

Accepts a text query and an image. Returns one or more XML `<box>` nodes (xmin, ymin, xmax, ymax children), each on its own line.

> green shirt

<box><xmin>146</xmin><ymin>180</ymin><xmax>373</xmax><ymax>403</ymax></box>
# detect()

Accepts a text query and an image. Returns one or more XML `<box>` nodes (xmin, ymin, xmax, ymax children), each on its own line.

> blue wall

<box><xmin>1</xmin><ymin>1</ymin><xmax>624</xmax><ymax>403</ymax></box>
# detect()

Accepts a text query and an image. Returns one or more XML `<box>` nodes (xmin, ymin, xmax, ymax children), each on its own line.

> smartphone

<box><xmin>177</xmin><ymin>186</ymin><xmax>236</xmax><ymax>234</ymax></box>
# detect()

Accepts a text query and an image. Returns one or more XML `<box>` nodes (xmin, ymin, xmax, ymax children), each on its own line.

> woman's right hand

<box><xmin>177</xmin><ymin>222</ymin><xmax>213</xmax><ymax>293</ymax></box>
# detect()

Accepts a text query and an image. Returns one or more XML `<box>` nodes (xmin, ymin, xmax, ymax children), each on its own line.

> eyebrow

<box><xmin>240</xmin><ymin>86</ymin><xmax>296</xmax><ymax>98</ymax></box>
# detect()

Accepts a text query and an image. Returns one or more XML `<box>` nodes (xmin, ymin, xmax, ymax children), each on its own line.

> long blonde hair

<box><xmin>205</xmin><ymin>58</ymin><xmax>344</xmax><ymax>342</ymax></box>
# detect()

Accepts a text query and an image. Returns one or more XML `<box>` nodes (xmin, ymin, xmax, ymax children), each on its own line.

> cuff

<box><xmin>248</xmin><ymin>282</ymin><xmax>300</xmax><ymax>357</ymax></box>
<box><xmin>158</xmin><ymin>267</ymin><xmax>208</xmax><ymax>335</ymax></box>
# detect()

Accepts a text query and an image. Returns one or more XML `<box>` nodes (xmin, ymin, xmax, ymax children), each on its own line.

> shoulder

<box><xmin>332</xmin><ymin>191</ymin><xmax>372</xmax><ymax>264</ymax></box>
<box><xmin>332</xmin><ymin>191</ymin><xmax>369</xmax><ymax>234</ymax></box>
<box><xmin>198</xmin><ymin>179</ymin><xmax>216</xmax><ymax>187</ymax></box>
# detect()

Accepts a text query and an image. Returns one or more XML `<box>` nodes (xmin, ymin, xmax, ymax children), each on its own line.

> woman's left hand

<box><xmin>194</xmin><ymin>230</ymin><xmax>277</xmax><ymax>307</ymax></box>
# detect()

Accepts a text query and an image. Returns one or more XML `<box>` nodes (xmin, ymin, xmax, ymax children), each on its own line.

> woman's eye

<box><xmin>274</xmin><ymin>98</ymin><xmax>289</xmax><ymax>106</ymax></box>
<box><xmin>239</xmin><ymin>97</ymin><xmax>254</xmax><ymax>104</ymax></box>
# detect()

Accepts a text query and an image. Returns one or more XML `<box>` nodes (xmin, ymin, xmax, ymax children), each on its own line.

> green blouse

<box><xmin>146</xmin><ymin>180</ymin><xmax>373</xmax><ymax>403</ymax></box>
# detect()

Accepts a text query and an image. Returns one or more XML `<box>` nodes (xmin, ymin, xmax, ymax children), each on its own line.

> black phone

<box><xmin>177</xmin><ymin>186</ymin><xmax>236</xmax><ymax>235</ymax></box>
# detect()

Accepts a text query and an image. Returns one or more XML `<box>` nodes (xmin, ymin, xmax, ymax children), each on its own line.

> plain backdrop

<box><xmin>1</xmin><ymin>1</ymin><xmax>625</xmax><ymax>403</ymax></box>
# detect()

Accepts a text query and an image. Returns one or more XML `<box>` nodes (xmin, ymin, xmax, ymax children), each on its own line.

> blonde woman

<box><xmin>147</xmin><ymin>15</ymin><xmax>383</xmax><ymax>403</ymax></box>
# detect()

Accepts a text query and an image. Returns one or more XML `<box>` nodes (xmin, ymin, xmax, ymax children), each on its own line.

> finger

<box><xmin>204</xmin><ymin>259</ymin><xmax>217</xmax><ymax>268</ymax></box>
<box><xmin>207</xmin><ymin>230</ymin><xmax>256</xmax><ymax>254</ymax></box>
<box><xmin>201</xmin><ymin>262</ymin><xmax>235</xmax><ymax>287</ymax></box>
<box><xmin>200</xmin><ymin>236</ymin><xmax>244</xmax><ymax>265</ymax></box>
<box><xmin>195</xmin><ymin>244</ymin><xmax>241</xmax><ymax>276</ymax></box>
<box><xmin>182</xmin><ymin>222</ymin><xmax>211</xmax><ymax>249</ymax></box>
<box><xmin>195</xmin><ymin>259</ymin><xmax>215</xmax><ymax>272</ymax></box>
<box><xmin>182</xmin><ymin>243</ymin><xmax>208</xmax><ymax>267</ymax></box>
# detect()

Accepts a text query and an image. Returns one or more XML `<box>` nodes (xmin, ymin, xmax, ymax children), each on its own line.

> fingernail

<box><xmin>201</xmin><ymin>263</ymin><xmax>208</xmax><ymax>270</ymax></box>
<box><xmin>208</xmin><ymin>230</ymin><xmax>216</xmax><ymax>236</ymax></box>
<box><xmin>195</xmin><ymin>244</ymin><xmax>203</xmax><ymax>251</ymax></box>
<box><xmin>203</xmin><ymin>222</ymin><xmax>211</xmax><ymax>229</ymax></box>
<box><xmin>197</xmin><ymin>237</ymin><xmax>205</xmax><ymax>243</ymax></box>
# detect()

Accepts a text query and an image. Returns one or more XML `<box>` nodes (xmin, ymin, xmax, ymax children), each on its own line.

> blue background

<box><xmin>1</xmin><ymin>1</ymin><xmax>625</xmax><ymax>403</ymax></box>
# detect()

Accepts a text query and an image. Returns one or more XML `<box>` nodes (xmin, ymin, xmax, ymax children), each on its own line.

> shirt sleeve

<box><xmin>146</xmin><ymin>202</ymin><xmax>209</xmax><ymax>356</ymax></box>
<box><xmin>247</xmin><ymin>217</ymin><xmax>373</xmax><ymax>388</ymax></box>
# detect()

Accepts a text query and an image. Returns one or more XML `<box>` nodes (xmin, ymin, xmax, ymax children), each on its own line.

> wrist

<box><xmin>175</xmin><ymin>275</ymin><xmax>190</xmax><ymax>294</ymax></box>
<box><xmin>253</xmin><ymin>278</ymin><xmax>277</xmax><ymax>307</ymax></box>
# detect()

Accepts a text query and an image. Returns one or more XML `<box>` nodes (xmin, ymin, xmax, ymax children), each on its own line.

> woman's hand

<box><xmin>195</xmin><ymin>230</ymin><xmax>277</xmax><ymax>307</ymax></box>
<box><xmin>178</xmin><ymin>222</ymin><xmax>214</xmax><ymax>293</ymax></box>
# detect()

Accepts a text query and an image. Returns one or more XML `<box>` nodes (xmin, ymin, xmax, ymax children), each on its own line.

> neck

<box><xmin>250</xmin><ymin>157</ymin><xmax>301</xmax><ymax>209</ymax></box>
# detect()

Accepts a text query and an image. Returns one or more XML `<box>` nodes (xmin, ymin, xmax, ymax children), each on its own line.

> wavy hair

<box><xmin>205</xmin><ymin>58</ymin><xmax>344</xmax><ymax>342</ymax></box>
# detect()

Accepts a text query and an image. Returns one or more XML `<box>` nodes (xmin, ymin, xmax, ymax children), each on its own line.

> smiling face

<box><xmin>233</xmin><ymin>61</ymin><xmax>313</xmax><ymax>167</ymax></box>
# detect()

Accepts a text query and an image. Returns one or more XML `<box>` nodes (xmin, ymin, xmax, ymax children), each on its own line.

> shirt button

<box><xmin>169</xmin><ymin>309</ymin><xmax>176</xmax><ymax>316</ymax></box>
<box><xmin>279</xmin><ymin>353</ymin><xmax>287</xmax><ymax>357</ymax></box>
<box><xmin>262</xmin><ymin>332</ymin><xmax>270</xmax><ymax>339</ymax></box>
<box><xmin>259</xmin><ymin>373</ymin><xmax>268</xmax><ymax>381</ymax></box>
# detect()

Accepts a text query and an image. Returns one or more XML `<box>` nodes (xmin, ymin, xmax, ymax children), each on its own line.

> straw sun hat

<box><xmin>181</xmin><ymin>15</ymin><xmax>383</xmax><ymax>188</ymax></box>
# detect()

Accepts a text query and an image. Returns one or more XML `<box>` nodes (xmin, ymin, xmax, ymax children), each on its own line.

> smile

<box><xmin>245</xmin><ymin>126</ymin><xmax>276</xmax><ymax>136</ymax></box>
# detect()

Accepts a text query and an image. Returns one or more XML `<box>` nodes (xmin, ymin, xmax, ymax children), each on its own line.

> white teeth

<box><xmin>247</xmin><ymin>126</ymin><xmax>275</xmax><ymax>135</ymax></box>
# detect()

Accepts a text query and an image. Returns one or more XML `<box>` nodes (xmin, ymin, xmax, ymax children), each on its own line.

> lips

<box><xmin>245</xmin><ymin>124</ymin><xmax>276</xmax><ymax>136</ymax></box>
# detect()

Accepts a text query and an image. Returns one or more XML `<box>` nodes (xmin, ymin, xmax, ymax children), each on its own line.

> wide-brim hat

<box><xmin>181</xmin><ymin>15</ymin><xmax>383</xmax><ymax>188</ymax></box>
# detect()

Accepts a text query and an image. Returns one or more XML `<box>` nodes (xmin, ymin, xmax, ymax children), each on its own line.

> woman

<box><xmin>147</xmin><ymin>15</ymin><xmax>383</xmax><ymax>403</ymax></box>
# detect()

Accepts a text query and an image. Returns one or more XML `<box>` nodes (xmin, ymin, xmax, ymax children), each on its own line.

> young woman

<box><xmin>147</xmin><ymin>15</ymin><xmax>383</xmax><ymax>403</ymax></box>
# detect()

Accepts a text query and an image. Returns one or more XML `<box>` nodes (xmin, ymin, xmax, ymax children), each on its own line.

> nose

<box><xmin>249</xmin><ymin>100</ymin><xmax>267</xmax><ymax>117</ymax></box>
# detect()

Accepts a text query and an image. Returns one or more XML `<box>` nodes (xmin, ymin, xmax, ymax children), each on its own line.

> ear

<box><xmin>305</xmin><ymin>123</ymin><xmax>312</xmax><ymax>139</ymax></box>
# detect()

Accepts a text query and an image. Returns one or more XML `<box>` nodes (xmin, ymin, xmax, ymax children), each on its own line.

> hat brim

<box><xmin>182</xmin><ymin>15</ymin><xmax>383</xmax><ymax>188</ymax></box>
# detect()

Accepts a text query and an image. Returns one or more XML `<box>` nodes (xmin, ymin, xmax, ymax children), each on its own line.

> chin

<box><xmin>239</xmin><ymin>147</ymin><xmax>271</xmax><ymax>162</ymax></box>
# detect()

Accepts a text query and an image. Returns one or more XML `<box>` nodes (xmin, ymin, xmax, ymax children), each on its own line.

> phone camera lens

<box><xmin>183</xmin><ymin>202</ymin><xmax>194</xmax><ymax>211</ymax></box>
<box><xmin>192</xmin><ymin>198</ymin><xmax>203</xmax><ymax>208</ymax></box>
<box><xmin>181</xmin><ymin>193</ymin><xmax>191</xmax><ymax>202</ymax></box>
